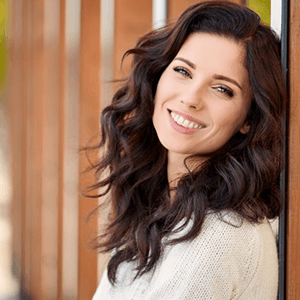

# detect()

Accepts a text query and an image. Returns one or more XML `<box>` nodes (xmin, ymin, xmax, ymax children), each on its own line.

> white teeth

<box><xmin>182</xmin><ymin>120</ymin><xmax>189</xmax><ymax>127</ymax></box>
<box><xmin>170</xmin><ymin>111</ymin><xmax>202</xmax><ymax>129</ymax></box>
<box><xmin>177</xmin><ymin>116</ymin><xmax>184</xmax><ymax>125</ymax></box>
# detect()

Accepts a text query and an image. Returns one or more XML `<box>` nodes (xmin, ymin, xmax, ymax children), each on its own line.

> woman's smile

<box><xmin>169</xmin><ymin>109</ymin><xmax>205</xmax><ymax>129</ymax></box>
<box><xmin>168</xmin><ymin>109</ymin><xmax>205</xmax><ymax>134</ymax></box>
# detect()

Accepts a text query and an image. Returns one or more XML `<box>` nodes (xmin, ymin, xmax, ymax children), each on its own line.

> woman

<box><xmin>90</xmin><ymin>1</ymin><xmax>287</xmax><ymax>299</ymax></box>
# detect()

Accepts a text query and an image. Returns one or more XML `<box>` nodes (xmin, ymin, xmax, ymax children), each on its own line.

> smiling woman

<box><xmin>153</xmin><ymin>33</ymin><xmax>251</xmax><ymax>177</ymax></box>
<box><xmin>87</xmin><ymin>1</ymin><xmax>287</xmax><ymax>299</ymax></box>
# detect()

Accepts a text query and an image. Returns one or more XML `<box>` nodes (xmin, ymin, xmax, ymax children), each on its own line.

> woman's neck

<box><xmin>167</xmin><ymin>153</ymin><xmax>188</xmax><ymax>189</ymax></box>
<box><xmin>167</xmin><ymin>151</ymin><xmax>207</xmax><ymax>189</ymax></box>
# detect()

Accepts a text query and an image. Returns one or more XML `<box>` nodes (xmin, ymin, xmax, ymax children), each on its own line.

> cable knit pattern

<box><xmin>92</xmin><ymin>212</ymin><xmax>278</xmax><ymax>300</ymax></box>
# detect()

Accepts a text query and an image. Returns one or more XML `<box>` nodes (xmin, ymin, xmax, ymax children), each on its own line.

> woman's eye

<box><xmin>173</xmin><ymin>67</ymin><xmax>192</xmax><ymax>79</ymax></box>
<box><xmin>215</xmin><ymin>86</ymin><xmax>234</xmax><ymax>97</ymax></box>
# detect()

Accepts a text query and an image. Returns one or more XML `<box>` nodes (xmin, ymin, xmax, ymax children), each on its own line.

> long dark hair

<box><xmin>85</xmin><ymin>1</ymin><xmax>286</xmax><ymax>284</ymax></box>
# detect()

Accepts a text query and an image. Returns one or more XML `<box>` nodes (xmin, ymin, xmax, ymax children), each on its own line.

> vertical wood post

<box><xmin>286</xmin><ymin>0</ymin><xmax>300</xmax><ymax>298</ymax></box>
<box><xmin>78</xmin><ymin>0</ymin><xmax>101</xmax><ymax>299</ymax></box>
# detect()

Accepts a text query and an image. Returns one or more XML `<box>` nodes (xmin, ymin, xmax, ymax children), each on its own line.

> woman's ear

<box><xmin>239</xmin><ymin>123</ymin><xmax>250</xmax><ymax>134</ymax></box>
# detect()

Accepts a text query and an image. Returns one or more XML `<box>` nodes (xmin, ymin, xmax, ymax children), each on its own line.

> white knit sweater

<box><xmin>92</xmin><ymin>212</ymin><xmax>278</xmax><ymax>299</ymax></box>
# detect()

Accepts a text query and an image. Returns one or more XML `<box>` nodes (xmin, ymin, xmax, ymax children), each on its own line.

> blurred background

<box><xmin>3</xmin><ymin>0</ymin><xmax>300</xmax><ymax>299</ymax></box>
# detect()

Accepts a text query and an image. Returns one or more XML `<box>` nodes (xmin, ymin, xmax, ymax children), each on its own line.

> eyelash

<box><xmin>173</xmin><ymin>67</ymin><xmax>192</xmax><ymax>79</ymax></box>
<box><xmin>214</xmin><ymin>86</ymin><xmax>234</xmax><ymax>97</ymax></box>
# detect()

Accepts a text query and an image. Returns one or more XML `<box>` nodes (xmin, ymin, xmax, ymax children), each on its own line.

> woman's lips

<box><xmin>168</xmin><ymin>109</ymin><xmax>206</xmax><ymax>134</ymax></box>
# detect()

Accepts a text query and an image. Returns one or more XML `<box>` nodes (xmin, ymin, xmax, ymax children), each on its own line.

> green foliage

<box><xmin>248</xmin><ymin>0</ymin><xmax>271</xmax><ymax>26</ymax></box>
<box><xmin>0</xmin><ymin>0</ymin><xmax>7</xmax><ymax>88</ymax></box>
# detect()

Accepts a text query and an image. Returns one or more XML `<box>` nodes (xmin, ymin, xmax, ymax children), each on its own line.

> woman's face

<box><xmin>152</xmin><ymin>32</ymin><xmax>251</xmax><ymax>163</ymax></box>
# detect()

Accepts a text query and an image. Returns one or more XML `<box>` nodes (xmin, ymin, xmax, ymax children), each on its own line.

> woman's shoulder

<box><xmin>202</xmin><ymin>210</ymin><xmax>276</xmax><ymax>242</ymax></box>
<box><xmin>191</xmin><ymin>210</ymin><xmax>277</xmax><ymax>261</ymax></box>
<box><xmin>170</xmin><ymin>210</ymin><xmax>277</xmax><ymax>255</ymax></box>
<box><xmin>163</xmin><ymin>211</ymin><xmax>278</xmax><ymax>298</ymax></box>
<box><xmin>168</xmin><ymin>210</ymin><xmax>277</xmax><ymax>280</ymax></box>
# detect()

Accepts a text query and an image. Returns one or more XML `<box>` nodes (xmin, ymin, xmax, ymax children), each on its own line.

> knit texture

<box><xmin>92</xmin><ymin>212</ymin><xmax>278</xmax><ymax>300</ymax></box>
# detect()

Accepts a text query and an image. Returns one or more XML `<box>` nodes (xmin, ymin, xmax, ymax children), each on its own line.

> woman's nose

<box><xmin>180</xmin><ymin>90</ymin><xmax>204</xmax><ymax>110</ymax></box>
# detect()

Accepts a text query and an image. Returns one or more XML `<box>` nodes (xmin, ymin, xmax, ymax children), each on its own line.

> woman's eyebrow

<box><xmin>213</xmin><ymin>74</ymin><xmax>242</xmax><ymax>90</ymax></box>
<box><xmin>174</xmin><ymin>57</ymin><xmax>196</xmax><ymax>69</ymax></box>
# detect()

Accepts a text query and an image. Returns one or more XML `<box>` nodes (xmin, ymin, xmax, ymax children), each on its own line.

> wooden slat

<box><xmin>114</xmin><ymin>0</ymin><xmax>152</xmax><ymax>79</ymax></box>
<box><xmin>168</xmin><ymin>0</ymin><xmax>244</xmax><ymax>22</ymax></box>
<box><xmin>13</xmin><ymin>0</ymin><xmax>46</xmax><ymax>298</ymax></box>
<box><xmin>30</xmin><ymin>1</ymin><xmax>45</xmax><ymax>299</ymax></box>
<box><xmin>41</xmin><ymin>0</ymin><xmax>60</xmax><ymax>299</ymax></box>
<box><xmin>61</xmin><ymin>0</ymin><xmax>81</xmax><ymax>298</ymax></box>
<box><xmin>10</xmin><ymin>0</ymin><xmax>23</xmax><ymax>287</ymax></box>
<box><xmin>168</xmin><ymin>0</ymin><xmax>205</xmax><ymax>22</ymax></box>
<box><xmin>78</xmin><ymin>0</ymin><xmax>101</xmax><ymax>298</ymax></box>
<box><xmin>58</xmin><ymin>0</ymin><xmax>66</xmax><ymax>299</ymax></box>
<box><xmin>21</xmin><ymin>0</ymin><xmax>31</xmax><ymax>296</ymax></box>
<box><xmin>286</xmin><ymin>0</ymin><xmax>300</xmax><ymax>298</ymax></box>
